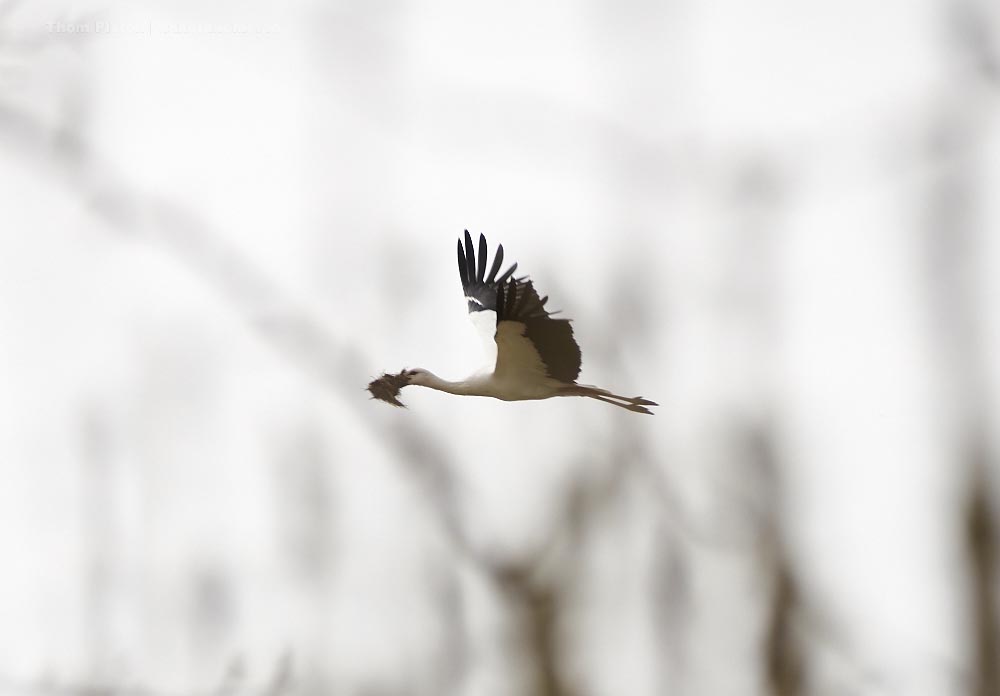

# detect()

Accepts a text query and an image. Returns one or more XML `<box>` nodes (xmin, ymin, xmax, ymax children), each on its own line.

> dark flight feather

<box><xmin>465</xmin><ymin>230</ymin><xmax>477</xmax><ymax>286</ymax></box>
<box><xmin>523</xmin><ymin>318</ymin><xmax>581</xmax><ymax>382</ymax></box>
<box><xmin>457</xmin><ymin>240</ymin><xmax>469</xmax><ymax>288</ymax></box>
<box><xmin>477</xmin><ymin>234</ymin><xmax>487</xmax><ymax>282</ymax></box>
<box><xmin>495</xmin><ymin>262</ymin><xmax>518</xmax><ymax>286</ymax></box>
<box><xmin>487</xmin><ymin>245</ymin><xmax>504</xmax><ymax>284</ymax></box>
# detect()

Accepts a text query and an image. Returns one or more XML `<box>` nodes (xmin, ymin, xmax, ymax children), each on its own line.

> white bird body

<box><xmin>408</xmin><ymin>368</ymin><xmax>567</xmax><ymax>402</ymax></box>
<box><xmin>372</xmin><ymin>231</ymin><xmax>656</xmax><ymax>414</ymax></box>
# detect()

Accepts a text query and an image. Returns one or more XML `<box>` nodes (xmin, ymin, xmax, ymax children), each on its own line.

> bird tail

<box><xmin>559</xmin><ymin>384</ymin><xmax>657</xmax><ymax>415</ymax></box>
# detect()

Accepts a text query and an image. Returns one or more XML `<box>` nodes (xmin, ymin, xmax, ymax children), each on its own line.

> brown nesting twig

<box><xmin>366</xmin><ymin>370</ymin><xmax>409</xmax><ymax>407</ymax></box>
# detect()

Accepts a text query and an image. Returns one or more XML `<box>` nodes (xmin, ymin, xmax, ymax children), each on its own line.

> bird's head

<box><xmin>402</xmin><ymin>368</ymin><xmax>433</xmax><ymax>386</ymax></box>
<box><xmin>367</xmin><ymin>368</ymin><xmax>434</xmax><ymax>407</ymax></box>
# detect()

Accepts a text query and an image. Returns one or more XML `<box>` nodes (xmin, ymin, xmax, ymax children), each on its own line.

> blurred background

<box><xmin>1</xmin><ymin>1</ymin><xmax>999</xmax><ymax>695</ymax></box>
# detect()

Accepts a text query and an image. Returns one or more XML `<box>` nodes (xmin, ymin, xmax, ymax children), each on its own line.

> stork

<box><xmin>367</xmin><ymin>231</ymin><xmax>656</xmax><ymax>414</ymax></box>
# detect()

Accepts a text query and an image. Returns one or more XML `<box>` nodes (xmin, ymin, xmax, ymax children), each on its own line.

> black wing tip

<box><xmin>458</xmin><ymin>231</ymin><xmax>543</xmax><ymax>320</ymax></box>
<box><xmin>458</xmin><ymin>230</ymin><xmax>522</xmax><ymax>287</ymax></box>
<box><xmin>477</xmin><ymin>233</ymin><xmax>488</xmax><ymax>282</ymax></box>
<box><xmin>495</xmin><ymin>262</ymin><xmax>518</xmax><ymax>286</ymax></box>
<box><xmin>457</xmin><ymin>239</ymin><xmax>469</xmax><ymax>287</ymax></box>
<box><xmin>463</xmin><ymin>230</ymin><xmax>476</xmax><ymax>284</ymax></box>
<box><xmin>463</xmin><ymin>229</ymin><xmax>474</xmax><ymax>260</ymax></box>
<box><xmin>486</xmin><ymin>242</ymin><xmax>504</xmax><ymax>284</ymax></box>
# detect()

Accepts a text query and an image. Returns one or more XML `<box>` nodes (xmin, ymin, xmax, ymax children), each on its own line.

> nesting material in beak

<box><xmin>367</xmin><ymin>370</ymin><xmax>410</xmax><ymax>407</ymax></box>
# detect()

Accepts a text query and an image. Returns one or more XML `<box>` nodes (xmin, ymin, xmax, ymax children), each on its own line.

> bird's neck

<box><xmin>420</xmin><ymin>372</ymin><xmax>491</xmax><ymax>397</ymax></box>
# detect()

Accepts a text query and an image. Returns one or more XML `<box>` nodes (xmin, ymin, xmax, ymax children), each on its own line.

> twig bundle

<box><xmin>367</xmin><ymin>371</ymin><xmax>409</xmax><ymax>407</ymax></box>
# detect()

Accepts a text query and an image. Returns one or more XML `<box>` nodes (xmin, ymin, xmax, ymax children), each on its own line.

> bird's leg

<box><xmin>585</xmin><ymin>393</ymin><xmax>655</xmax><ymax>415</ymax></box>
<box><xmin>559</xmin><ymin>385</ymin><xmax>657</xmax><ymax>414</ymax></box>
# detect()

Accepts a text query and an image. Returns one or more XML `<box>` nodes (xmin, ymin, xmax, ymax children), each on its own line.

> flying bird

<box><xmin>368</xmin><ymin>231</ymin><xmax>656</xmax><ymax>414</ymax></box>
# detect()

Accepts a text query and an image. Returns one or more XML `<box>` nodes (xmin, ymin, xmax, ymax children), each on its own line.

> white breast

<box><xmin>469</xmin><ymin>309</ymin><xmax>499</xmax><ymax>368</ymax></box>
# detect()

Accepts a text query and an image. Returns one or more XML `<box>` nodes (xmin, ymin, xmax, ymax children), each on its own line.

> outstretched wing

<box><xmin>457</xmin><ymin>229</ymin><xmax>519</xmax><ymax>313</ymax></box>
<box><xmin>457</xmin><ymin>229</ymin><xmax>518</xmax><ymax>365</ymax></box>
<box><xmin>494</xmin><ymin>276</ymin><xmax>581</xmax><ymax>383</ymax></box>
<box><xmin>457</xmin><ymin>230</ymin><xmax>582</xmax><ymax>383</ymax></box>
